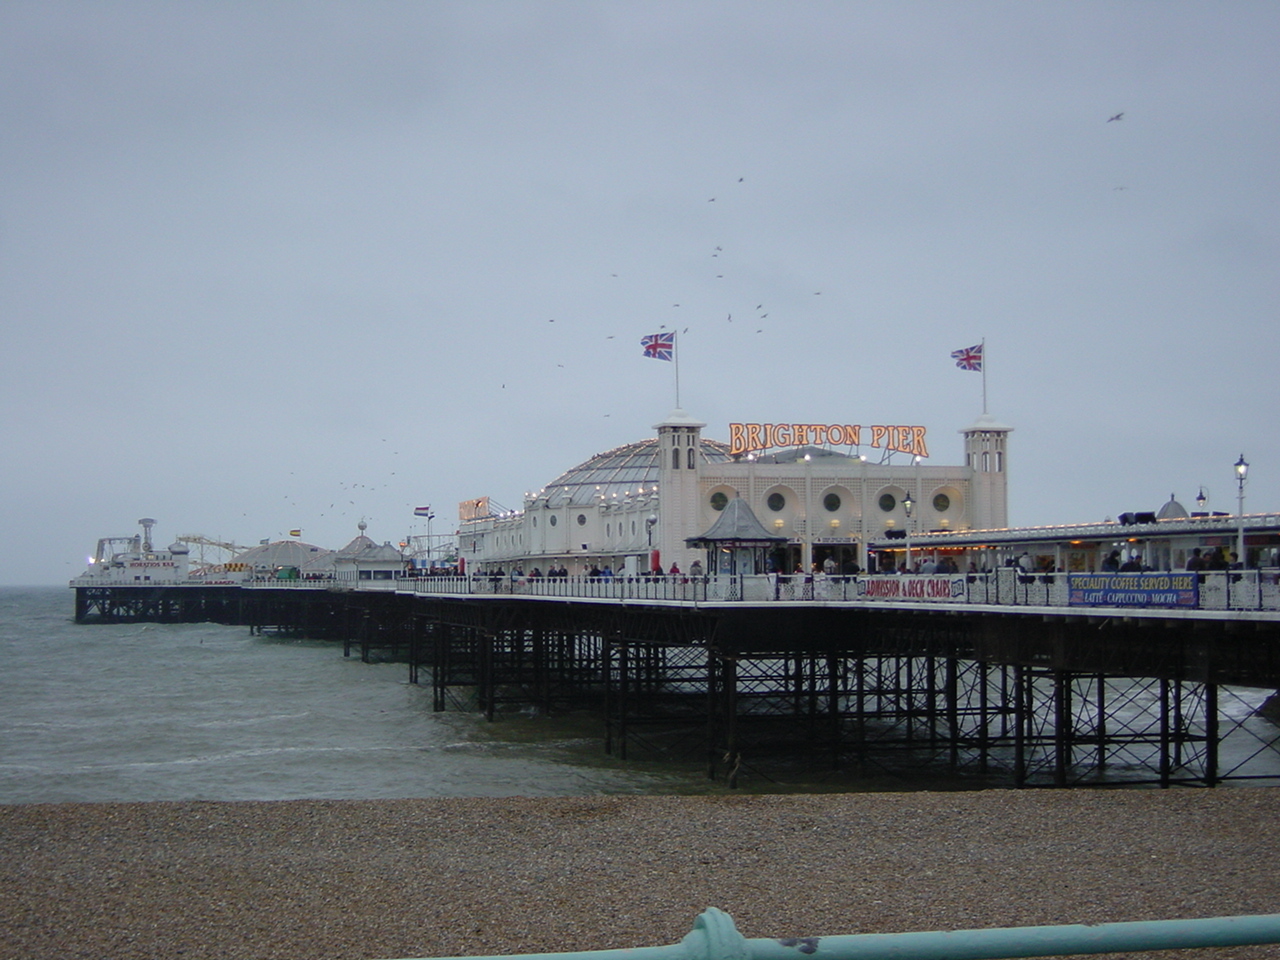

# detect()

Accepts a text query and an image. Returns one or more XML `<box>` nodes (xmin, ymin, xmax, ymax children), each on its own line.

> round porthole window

<box><xmin>933</xmin><ymin>493</ymin><xmax>951</xmax><ymax>512</ymax></box>
<box><xmin>823</xmin><ymin>493</ymin><xmax>841</xmax><ymax>512</ymax></box>
<box><xmin>710</xmin><ymin>492</ymin><xmax>729</xmax><ymax>511</ymax></box>
<box><xmin>549</xmin><ymin>515</ymin><xmax>558</xmax><ymax>526</ymax></box>
<box><xmin>577</xmin><ymin>514</ymin><xmax>587</xmax><ymax>526</ymax></box>
<box><xmin>879</xmin><ymin>493</ymin><xmax>897</xmax><ymax>512</ymax></box>
<box><xmin>767</xmin><ymin>492</ymin><xmax>786</xmax><ymax>512</ymax></box>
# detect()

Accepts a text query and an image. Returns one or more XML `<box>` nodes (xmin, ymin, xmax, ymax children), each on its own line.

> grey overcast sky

<box><xmin>3</xmin><ymin>1</ymin><xmax>1278</xmax><ymax>585</ymax></box>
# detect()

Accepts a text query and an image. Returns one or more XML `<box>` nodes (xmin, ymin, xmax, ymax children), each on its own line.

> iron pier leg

<box><xmin>1054</xmin><ymin>669</ymin><xmax>1071</xmax><ymax>788</ymax></box>
<box><xmin>725</xmin><ymin>655</ymin><xmax>739</xmax><ymax>788</ymax></box>
<box><xmin>946</xmin><ymin>656</ymin><xmax>959</xmax><ymax>771</ymax></box>
<box><xmin>618</xmin><ymin>640</ymin><xmax>630</xmax><ymax>761</ymax></box>
<box><xmin>481</xmin><ymin>630</ymin><xmax>495</xmax><ymax>722</ymax></box>
<box><xmin>1159</xmin><ymin>678</ymin><xmax>1172</xmax><ymax>788</ymax></box>
<box><xmin>1097</xmin><ymin>675</ymin><xmax>1108</xmax><ymax>770</ymax></box>
<box><xmin>1205</xmin><ymin>682</ymin><xmax>1219</xmax><ymax>787</ymax></box>
<box><xmin>1014</xmin><ymin>664</ymin><xmax>1027</xmax><ymax>787</ymax></box>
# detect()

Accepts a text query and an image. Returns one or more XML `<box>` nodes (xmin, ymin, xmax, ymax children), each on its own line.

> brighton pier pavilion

<box><xmin>458</xmin><ymin>408</ymin><xmax>1010</xmax><ymax>578</ymax></box>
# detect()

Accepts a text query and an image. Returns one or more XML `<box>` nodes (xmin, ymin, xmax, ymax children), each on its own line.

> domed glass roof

<box><xmin>1157</xmin><ymin>494</ymin><xmax>1190</xmax><ymax>520</ymax></box>
<box><xmin>536</xmin><ymin>438</ymin><xmax>733</xmax><ymax>507</ymax></box>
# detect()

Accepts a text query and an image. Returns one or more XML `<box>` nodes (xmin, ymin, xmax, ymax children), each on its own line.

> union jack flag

<box><xmin>641</xmin><ymin>331</ymin><xmax>675</xmax><ymax>361</ymax></box>
<box><xmin>951</xmin><ymin>343</ymin><xmax>983</xmax><ymax>371</ymax></box>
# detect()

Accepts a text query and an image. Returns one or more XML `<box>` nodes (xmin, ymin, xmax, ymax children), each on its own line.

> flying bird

<box><xmin>1107</xmin><ymin>112</ymin><xmax>1124</xmax><ymax>122</ymax></box>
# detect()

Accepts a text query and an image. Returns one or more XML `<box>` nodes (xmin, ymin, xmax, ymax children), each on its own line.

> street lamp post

<box><xmin>902</xmin><ymin>491</ymin><xmax>914</xmax><ymax>572</ymax></box>
<box><xmin>1235</xmin><ymin>454</ymin><xmax>1249</xmax><ymax>568</ymax></box>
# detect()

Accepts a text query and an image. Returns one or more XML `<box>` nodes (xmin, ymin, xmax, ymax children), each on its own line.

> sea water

<box><xmin>0</xmin><ymin>587</ymin><xmax>721</xmax><ymax>803</ymax></box>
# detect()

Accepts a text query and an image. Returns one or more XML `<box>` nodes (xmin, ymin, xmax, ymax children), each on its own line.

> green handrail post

<box><xmin>387</xmin><ymin>907</ymin><xmax>1280</xmax><ymax>960</ymax></box>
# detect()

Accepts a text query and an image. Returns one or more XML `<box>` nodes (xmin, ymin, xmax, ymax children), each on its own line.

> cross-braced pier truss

<box><xmin>406</xmin><ymin>598</ymin><xmax>1280</xmax><ymax>788</ymax></box>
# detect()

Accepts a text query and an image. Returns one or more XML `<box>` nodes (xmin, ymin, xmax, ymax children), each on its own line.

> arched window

<box><xmin>687</xmin><ymin>448</ymin><xmax>695</xmax><ymax>469</ymax></box>
<box><xmin>672</xmin><ymin>448</ymin><xmax>681</xmax><ymax>469</ymax></box>
<box><xmin>982</xmin><ymin>451</ymin><xmax>990</xmax><ymax>472</ymax></box>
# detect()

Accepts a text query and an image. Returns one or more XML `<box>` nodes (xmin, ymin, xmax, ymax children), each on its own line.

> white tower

<box><xmin>961</xmin><ymin>413</ymin><xmax>1012</xmax><ymax>530</ymax></box>
<box><xmin>655</xmin><ymin>408</ymin><xmax>706</xmax><ymax>572</ymax></box>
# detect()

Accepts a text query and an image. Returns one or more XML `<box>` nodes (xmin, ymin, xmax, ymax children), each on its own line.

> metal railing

<box><xmin>385</xmin><ymin>907</ymin><xmax>1280</xmax><ymax>960</ymax></box>
<box><xmin>385</xmin><ymin>568</ymin><xmax>1280</xmax><ymax>613</ymax></box>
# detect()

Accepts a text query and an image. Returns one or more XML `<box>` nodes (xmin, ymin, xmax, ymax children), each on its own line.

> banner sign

<box><xmin>458</xmin><ymin>497</ymin><xmax>491</xmax><ymax>522</ymax></box>
<box><xmin>728</xmin><ymin>422</ymin><xmax>928</xmax><ymax>458</ymax></box>
<box><xmin>857</xmin><ymin>576</ymin><xmax>965</xmax><ymax>601</ymax></box>
<box><xmin>1068</xmin><ymin>573</ymin><xmax>1199</xmax><ymax>608</ymax></box>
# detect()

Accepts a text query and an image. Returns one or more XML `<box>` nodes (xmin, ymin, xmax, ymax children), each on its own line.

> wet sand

<box><xmin>3</xmin><ymin>791</ymin><xmax>1280</xmax><ymax>960</ymax></box>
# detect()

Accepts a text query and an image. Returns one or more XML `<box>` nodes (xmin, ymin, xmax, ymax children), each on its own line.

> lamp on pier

<box><xmin>1235</xmin><ymin>454</ymin><xmax>1249</xmax><ymax>568</ymax></box>
<box><xmin>902</xmin><ymin>492</ymin><xmax>914</xmax><ymax>571</ymax></box>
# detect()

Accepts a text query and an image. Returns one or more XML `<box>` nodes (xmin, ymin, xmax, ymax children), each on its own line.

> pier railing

<box><xmin>385</xmin><ymin>907</ymin><xmax>1280</xmax><ymax>960</ymax></box>
<box><xmin>381</xmin><ymin>567</ymin><xmax>1280</xmax><ymax>613</ymax></box>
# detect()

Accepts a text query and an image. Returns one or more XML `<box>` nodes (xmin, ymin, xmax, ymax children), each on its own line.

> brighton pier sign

<box><xmin>728</xmin><ymin>422</ymin><xmax>929</xmax><ymax>458</ymax></box>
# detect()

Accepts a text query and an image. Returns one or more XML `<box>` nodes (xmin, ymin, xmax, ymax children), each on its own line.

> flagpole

<box><xmin>674</xmin><ymin>332</ymin><xmax>681</xmax><ymax>408</ymax></box>
<box><xmin>983</xmin><ymin>338</ymin><xmax>989</xmax><ymax>413</ymax></box>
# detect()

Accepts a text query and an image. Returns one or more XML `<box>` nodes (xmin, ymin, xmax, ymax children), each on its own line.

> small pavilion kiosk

<box><xmin>686</xmin><ymin>496</ymin><xmax>787</xmax><ymax>576</ymax></box>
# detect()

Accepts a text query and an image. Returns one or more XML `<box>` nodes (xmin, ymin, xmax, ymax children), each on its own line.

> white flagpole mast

<box><xmin>981</xmin><ymin>337</ymin><xmax>988</xmax><ymax>414</ymax></box>
<box><xmin>674</xmin><ymin>332</ymin><xmax>681</xmax><ymax>408</ymax></box>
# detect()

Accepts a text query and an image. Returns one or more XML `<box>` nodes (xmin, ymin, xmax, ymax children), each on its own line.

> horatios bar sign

<box><xmin>728</xmin><ymin>422</ymin><xmax>929</xmax><ymax>458</ymax></box>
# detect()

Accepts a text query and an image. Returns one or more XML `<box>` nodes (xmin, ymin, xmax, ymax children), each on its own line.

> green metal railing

<box><xmin>388</xmin><ymin>907</ymin><xmax>1280</xmax><ymax>960</ymax></box>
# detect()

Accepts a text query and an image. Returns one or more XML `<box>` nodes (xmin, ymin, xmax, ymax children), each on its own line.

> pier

<box><xmin>73</xmin><ymin>570</ymin><xmax>1280</xmax><ymax>788</ymax></box>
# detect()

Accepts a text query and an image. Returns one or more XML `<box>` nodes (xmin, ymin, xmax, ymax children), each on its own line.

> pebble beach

<box><xmin>4</xmin><ymin>790</ymin><xmax>1280</xmax><ymax>960</ymax></box>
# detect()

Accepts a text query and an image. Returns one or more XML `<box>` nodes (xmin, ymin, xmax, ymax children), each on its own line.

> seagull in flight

<box><xmin>1107</xmin><ymin>112</ymin><xmax>1124</xmax><ymax>122</ymax></box>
